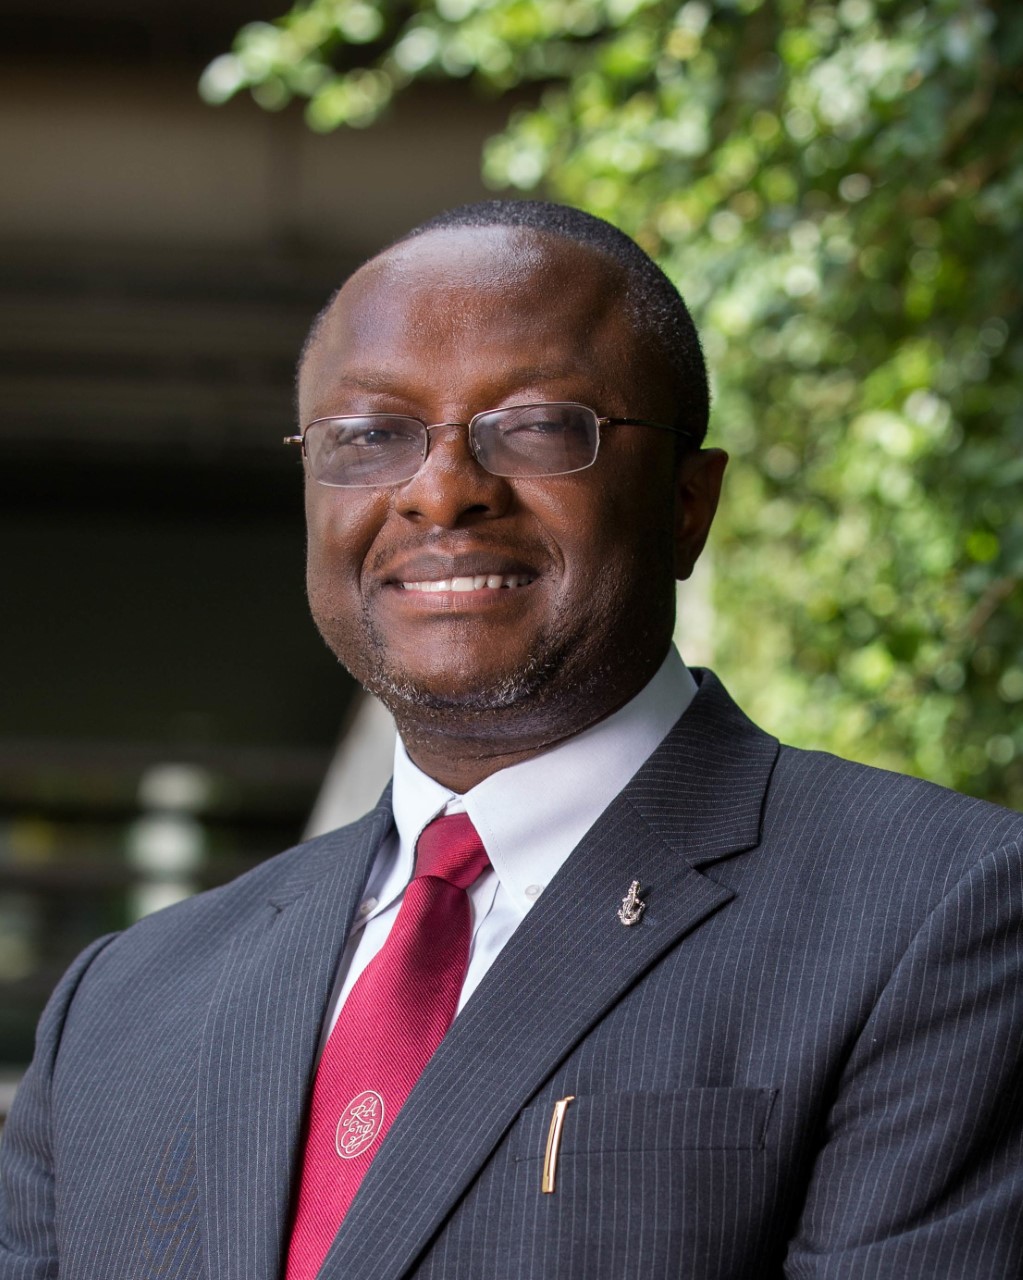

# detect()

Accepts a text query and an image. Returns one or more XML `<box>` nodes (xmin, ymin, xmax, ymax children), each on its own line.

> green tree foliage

<box><xmin>203</xmin><ymin>0</ymin><xmax>1023</xmax><ymax>806</ymax></box>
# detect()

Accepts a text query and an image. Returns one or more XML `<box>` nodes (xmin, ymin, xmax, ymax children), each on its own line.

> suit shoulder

<box><xmin>769</xmin><ymin>742</ymin><xmax>1023</xmax><ymax>874</ymax></box>
<box><xmin>86</xmin><ymin>803</ymin><xmax>393</xmax><ymax>967</ymax></box>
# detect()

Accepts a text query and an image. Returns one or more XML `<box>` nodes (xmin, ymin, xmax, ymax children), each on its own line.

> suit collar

<box><xmin>267</xmin><ymin>792</ymin><xmax>394</xmax><ymax>909</ymax></box>
<box><xmin>319</xmin><ymin>670</ymin><xmax>779</xmax><ymax>1280</ymax></box>
<box><xmin>626</xmin><ymin>666</ymin><xmax>780</xmax><ymax>867</ymax></box>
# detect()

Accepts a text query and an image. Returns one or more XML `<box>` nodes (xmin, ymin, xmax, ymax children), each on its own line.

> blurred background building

<box><xmin>4</xmin><ymin>0</ymin><xmax>1019</xmax><ymax>1115</ymax></box>
<box><xmin>0</xmin><ymin>0</ymin><xmax>505</xmax><ymax>1087</ymax></box>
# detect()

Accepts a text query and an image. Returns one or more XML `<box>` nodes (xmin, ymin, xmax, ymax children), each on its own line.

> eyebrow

<box><xmin>330</xmin><ymin>363</ymin><xmax>593</xmax><ymax>396</ymax></box>
<box><xmin>317</xmin><ymin>371</ymin><xmax>403</xmax><ymax>398</ymax></box>
<box><xmin>497</xmin><ymin>363</ymin><xmax>593</xmax><ymax>385</ymax></box>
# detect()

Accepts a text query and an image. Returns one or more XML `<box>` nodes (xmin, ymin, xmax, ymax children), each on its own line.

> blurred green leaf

<box><xmin>204</xmin><ymin>0</ymin><xmax>1023</xmax><ymax>808</ymax></box>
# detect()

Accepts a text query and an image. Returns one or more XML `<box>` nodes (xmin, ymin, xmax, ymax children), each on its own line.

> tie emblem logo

<box><xmin>335</xmin><ymin>1090</ymin><xmax>385</xmax><ymax>1159</ymax></box>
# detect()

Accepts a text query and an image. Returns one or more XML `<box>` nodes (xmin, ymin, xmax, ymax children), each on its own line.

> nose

<box><xmin>394</xmin><ymin>422</ymin><xmax>512</xmax><ymax>527</ymax></box>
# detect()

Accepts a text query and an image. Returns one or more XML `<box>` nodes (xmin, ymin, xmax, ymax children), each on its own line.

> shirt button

<box><xmin>357</xmin><ymin>897</ymin><xmax>378</xmax><ymax>917</ymax></box>
<box><xmin>524</xmin><ymin>884</ymin><xmax>543</xmax><ymax>900</ymax></box>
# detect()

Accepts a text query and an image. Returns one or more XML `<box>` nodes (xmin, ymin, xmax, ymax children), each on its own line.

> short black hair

<box><xmin>302</xmin><ymin>199</ymin><xmax>710</xmax><ymax>442</ymax></box>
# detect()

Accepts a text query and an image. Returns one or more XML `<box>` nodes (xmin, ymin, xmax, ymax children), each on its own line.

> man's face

<box><xmin>299</xmin><ymin>227</ymin><xmax>721</xmax><ymax>752</ymax></box>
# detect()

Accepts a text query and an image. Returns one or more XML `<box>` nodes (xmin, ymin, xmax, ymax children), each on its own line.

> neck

<box><xmin>398</xmin><ymin>721</ymin><xmax>588</xmax><ymax>793</ymax></box>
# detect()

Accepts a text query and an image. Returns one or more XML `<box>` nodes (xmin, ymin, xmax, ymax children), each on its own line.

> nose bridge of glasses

<box><xmin>424</xmin><ymin>419</ymin><xmax>471</xmax><ymax>437</ymax></box>
<box><xmin>420</xmin><ymin>419</ymin><xmax>487</xmax><ymax>472</ymax></box>
<box><xmin>398</xmin><ymin>417</ymin><xmax>511</xmax><ymax>516</ymax></box>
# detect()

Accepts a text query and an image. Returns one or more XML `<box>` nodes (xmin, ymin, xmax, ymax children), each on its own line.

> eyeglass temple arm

<box><xmin>602</xmin><ymin>417</ymin><xmax>702</xmax><ymax>449</ymax></box>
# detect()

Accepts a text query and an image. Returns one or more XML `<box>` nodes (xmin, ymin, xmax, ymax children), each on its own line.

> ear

<box><xmin>673</xmin><ymin>448</ymin><xmax>727</xmax><ymax>581</ymax></box>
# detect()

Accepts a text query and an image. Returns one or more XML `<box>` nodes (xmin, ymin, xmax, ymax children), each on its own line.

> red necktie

<box><xmin>285</xmin><ymin>813</ymin><xmax>490</xmax><ymax>1280</ymax></box>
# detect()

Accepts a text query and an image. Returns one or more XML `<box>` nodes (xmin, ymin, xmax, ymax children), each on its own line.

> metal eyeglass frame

<box><xmin>283</xmin><ymin>400</ymin><xmax>700</xmax><ymax>487</ymax></box>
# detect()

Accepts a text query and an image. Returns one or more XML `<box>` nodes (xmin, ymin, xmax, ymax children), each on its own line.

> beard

<box><xmin>307</xmin><ymin>535</ymin><xmax>678</xmax><ymax>763</ymax></box>
<box><xmin>355</xmin><ymin>596</ymin><xmax>582</xmax><ymax>720</ymax></box>
<box><xmin>318</xmin><ymin>579</ymin><xmax>674</xmax><ymax>760</ymax></box>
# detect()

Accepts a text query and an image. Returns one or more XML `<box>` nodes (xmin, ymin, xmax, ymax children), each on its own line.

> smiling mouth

<box><xmin>399</xmin><ymin>574</ymin><xmax>535</xmax><ymax>593</ymax></box>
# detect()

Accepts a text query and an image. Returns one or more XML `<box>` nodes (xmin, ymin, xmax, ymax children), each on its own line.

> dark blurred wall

<box><xmin>0</xmin><ymin>0</ymin><xmax>502</xmax><ymax>1068</ymax></box>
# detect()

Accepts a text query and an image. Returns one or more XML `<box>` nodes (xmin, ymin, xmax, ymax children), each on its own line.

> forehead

<box><xmin>351</xmin><ymin>225</ymin><xmax>623</xmax><ymax>326</ymax></box>
<box><xmin>299</xmin><ymin>227</ymin><xmax>645</xmax><ymax>417</ymax></box>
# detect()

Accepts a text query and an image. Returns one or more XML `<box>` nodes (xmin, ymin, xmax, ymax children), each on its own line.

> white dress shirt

<box><xmin>322</xmin><ymin>647</ymin><xmax>697</xmax><ymax>1039</ymax></box>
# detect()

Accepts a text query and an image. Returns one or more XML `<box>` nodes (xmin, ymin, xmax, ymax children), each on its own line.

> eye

<box><xmin>495</xmin><ymin>407</ymin><xmax>577</xmax><ymax>437</ymax></box>
<box><xmin>351</xmin><ymin>426</ymin><xmax>400</xmax><ymax>448</ymax></box>
<box><xmin>510</xmin><ymin>415</ymin><xmax>569</xmax><ymax>436</ymax></box>
<box><xmin>496</xmin><ymin>407</ymin><xmax>594</xmax><ymax>445</ymax></box>
<box><xmin>333</xmin><ymin>418</ymin><xmax>422</xmax><ymax>449</ymax></box>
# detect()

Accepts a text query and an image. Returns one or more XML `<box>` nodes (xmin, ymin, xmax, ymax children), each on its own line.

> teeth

<box><xmin>401</xmin><ymin>574</ymin><xmax>533</xmax><ymax>592</ymax></box>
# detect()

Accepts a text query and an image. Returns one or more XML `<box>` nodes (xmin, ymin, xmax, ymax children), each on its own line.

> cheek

<box><xmin>304</xmin><ymin>487</ymin><xmax>381</xmax><ymax>600</ymax></box>
<box><xmin>556</xmin><ymin>475</ymin><xmax>677</xmax><ymax>619</ymax></box>
<box><xmin>556</xmin><ymin>468</ymin><xmax>672</xmax><ymax>564</ymax></box>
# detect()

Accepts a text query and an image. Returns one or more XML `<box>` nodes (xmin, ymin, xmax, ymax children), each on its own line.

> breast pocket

<box><xmin>515</xmin><ymin>1086</ymin><xmax>778</xmax><ymax>1162</ymax></box>
<box><xmin>508</xmin><ymin>1088</ymin><xmax>781</xmax><ymax>1279</ymax></box>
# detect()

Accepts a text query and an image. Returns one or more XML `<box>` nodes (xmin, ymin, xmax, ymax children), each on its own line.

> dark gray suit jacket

<box><xmin>3</xmin><ymin>672</ymin><xmax>1022</xmax><ymax>1278</ymax></box>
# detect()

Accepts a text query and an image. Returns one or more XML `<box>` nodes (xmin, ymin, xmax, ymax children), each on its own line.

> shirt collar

<box><xmin>390</xmin><ymin>646</ymin><xmax>696</xmax><ymax>917</ymax></box>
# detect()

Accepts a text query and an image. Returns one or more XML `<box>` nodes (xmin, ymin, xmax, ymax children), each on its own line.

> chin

<box><xmin>365</xmin><ymin>660</ymin><xmax>554</xmax><ymax>718</ymax></box>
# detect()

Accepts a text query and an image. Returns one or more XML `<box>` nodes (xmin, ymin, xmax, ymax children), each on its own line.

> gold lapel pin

<box><xmin>617</xmin><ymin>880</ymin><xmax>647</xmax><ymax>926</ymax></box>
<box><xmin>541</xmin><ymin>1096</ymin><xmax>575</xmax><ymax>1194</ymax></box>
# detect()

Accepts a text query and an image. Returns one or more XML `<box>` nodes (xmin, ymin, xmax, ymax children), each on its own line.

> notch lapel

<box><xmin>320</xmin><ymin>672</ymin><xmax>779</xmax><ymax>1280</ymax></box>
<box><xmin>196</xmin><ymin>802</ymin><xmax>393</xmax><ymax>1280</ymax></box>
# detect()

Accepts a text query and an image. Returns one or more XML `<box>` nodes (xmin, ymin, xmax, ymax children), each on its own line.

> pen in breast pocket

<box><xmin>541</xmin><ymin>1095</ymin><xmax>575</xmax><ymax>1194</ymax></box>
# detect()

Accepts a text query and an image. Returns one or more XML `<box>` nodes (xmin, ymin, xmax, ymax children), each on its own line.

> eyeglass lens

<box><xmin>303</xmin><ymin>403</ymin><xmax>600</xmax><ymax>488</ymax></box>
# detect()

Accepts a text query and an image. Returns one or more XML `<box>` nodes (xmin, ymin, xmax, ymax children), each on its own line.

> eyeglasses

<box><xmin>284</xmin><ymin>401</ymin><xmax>698</xmax><ymax>488</ymax></box>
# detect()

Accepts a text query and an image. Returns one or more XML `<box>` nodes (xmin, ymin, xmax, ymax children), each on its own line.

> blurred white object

<box><xmin>127</xmin><ymin>764</ymin><xmax>211</xmax><ymax>920</ymax></box>
<box><xmin>305</xmin><ymin>693</ymin><xmax>396</xmax><ymax>838</ymax></box>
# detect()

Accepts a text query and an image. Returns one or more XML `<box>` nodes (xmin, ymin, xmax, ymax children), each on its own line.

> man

<box><xmin>2</xmin><ymin>201</ymin><xmax>1021</xmax><ymax>1279</ymax></box>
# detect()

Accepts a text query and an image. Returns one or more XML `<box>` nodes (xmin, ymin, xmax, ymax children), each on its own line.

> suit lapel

<box><xmin>321</xmin><ymin>671</ymin><xmax>779</xmax><ymax>1280</ymax></box>
<box><xmin>196</xmin><ymin>800</ymin><xmax>393</xmax><ymax>1280</ymax></box>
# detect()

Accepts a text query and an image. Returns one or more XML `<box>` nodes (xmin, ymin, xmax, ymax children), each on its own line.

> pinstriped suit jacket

<box><xmin>2</xmin><ymin>671</ymin><xmax>1023</xmax><ymax>1279</ymax></box>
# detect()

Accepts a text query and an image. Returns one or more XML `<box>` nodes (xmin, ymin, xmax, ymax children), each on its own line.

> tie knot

<box><xmin>414</xmin><ymin>813</ymin><xmax>489</xmax><ymax>890</ymax></box>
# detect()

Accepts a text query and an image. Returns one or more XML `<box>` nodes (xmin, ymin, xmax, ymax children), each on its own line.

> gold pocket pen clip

<box><xmin>541</xmin><ymin>1095</ymin><xmax>575</xmax><ymax>1194</ymax></box>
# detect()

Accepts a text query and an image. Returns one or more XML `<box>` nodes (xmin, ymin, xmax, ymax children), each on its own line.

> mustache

<box><xmin>370</xmin><ymin>536</ymin><xmax>547</xmax><ymax>584</ymax></box>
